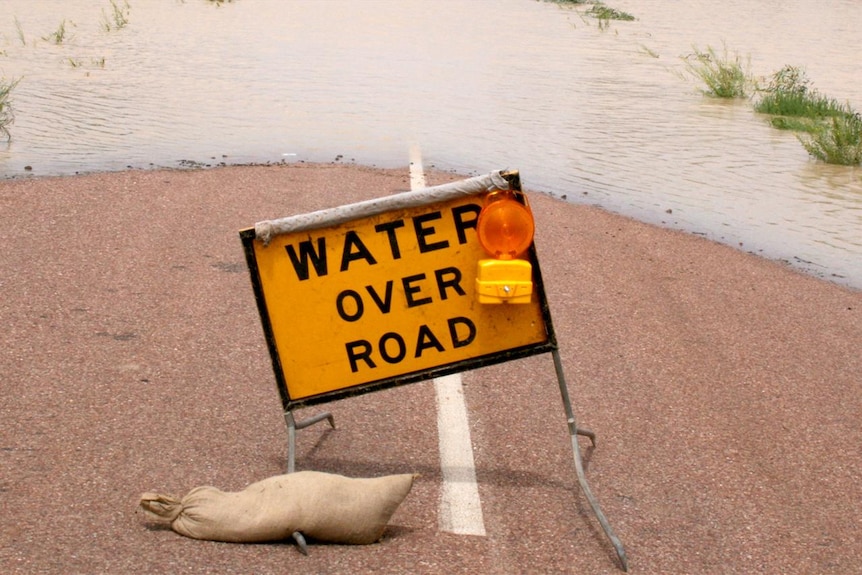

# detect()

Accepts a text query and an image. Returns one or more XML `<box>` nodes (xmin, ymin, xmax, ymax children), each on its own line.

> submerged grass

<box><xmin>680</xmin><ymin>46</ymin><xmax>861</xmax><ymax>165</ymax></box>
<box><xmin>543</xmin><ymin>0</ymin><xmax>635</xmax><ymax>27</ymax></box>
<box><xmin>14</xmin><ymin>17</ymin><xmax>26</xmax><ymax>46</ymax></box>
<box><xmin>682</xmin><ymin>45</ymin><xmax>752</xmax><ymax>98</ymax></box>
<box><xmin>755</xmin><ymin>66</ymin><xmax>849</xmax><ymax>121</ymax></box>
<box><xmin>769</xmin><ymin>116</ymin><xmax>819</xmax><ymax>132</ymax></box>
<box><xmin>102</xmin><ymin>0</ymin><xmax>131</xmax><ymax>31</ymax></box>
<box><xmin>754</xmin><ymin>66</ymin><xmax>862</xmax><ymax>165</ymax></box>
<box><xmin>799</xmin><ymin>113</ymin><xmax>862</xmax><ymax>166</ymax></box>
<box><xmin>42</xmin><ymin>20</ymin><xmax>74</xmax><ymax>45</ymax></box>
<box><xmin>588</xmin><ymin>2</ymin><xmax>635</xmax><ymax>22</ymax></box>
<box><xmin>0</xmin><ymin>76</ymin><xmax>20</xmax><ymax>141</ymax></box>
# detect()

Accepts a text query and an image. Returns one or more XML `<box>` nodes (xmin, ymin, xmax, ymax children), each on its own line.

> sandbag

<box><xmin>140</xmin><ymin>471</ymin><xmax>415</xmax><ymax>544</ymax></box>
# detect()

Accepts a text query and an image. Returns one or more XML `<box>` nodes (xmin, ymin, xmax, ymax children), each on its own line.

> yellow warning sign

<box><xmin>241</xmin><ymin>181</ymin><xmax>552</xmax><ymax>407</ymax></box>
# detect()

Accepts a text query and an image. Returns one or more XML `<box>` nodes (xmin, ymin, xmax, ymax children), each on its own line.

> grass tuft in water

<box><xmin>755</xmin><ymin>66</ymin><xmax>849</xmax><ymax>121</ymax></box>
<box><xmin>682</xmin><ymin>45</ymin><xmax>752</xmax><ymax>98</ymax></box>
<box><xmin>639</xmin><ymin>44</ymin><xmax>660</xmax><ymax>59</ymax></box>
<box><xmin>42</xmin><ymin>20</ymin><xmax>75</xmax><ymax>45</ymax></box>
<box><xmin>754</xmin><ymin>66</ymin><xmax>862</xmax><ymax>165</ymax></box>
<box><xmin>588</xmin><ymin>2</ymin><xmax>635</xmax><ymax>22</ymax></box>
<box><xmin>798</xmin><ymin>112</ymin><xmax>862</xmax><ymax>166</ymax></box>
<box><xmin>0</xmin><ymin>77</ymin><xmax>20</xmax><ymax>142</ymax></box>
<box><xmin>543</xmin><ymin>0</ymin><xmax>635</xmax><ymax>25</ymax></box>
<box><xmin>102</xmin><ymin>0</ymin><xmax>131</xmax><ymax>31</ymax></box>
<box><xmin>769</xmin><ymin>116</ymin><xmax>819</xmax><ymax>132</ymax></box>
<box><xmin>14</xmin><ymin>17</ymin><xmax>26</xmax><ymax>46</ymax></box>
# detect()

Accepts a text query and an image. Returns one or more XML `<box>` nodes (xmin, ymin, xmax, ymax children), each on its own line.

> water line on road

<box><xmin>410</xmin><ymin>146</ymin><xmax>486</xmax><ymax>536</ymax></box>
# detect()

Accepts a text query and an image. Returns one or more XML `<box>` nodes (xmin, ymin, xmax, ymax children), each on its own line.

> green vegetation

<box><xmin>42</xmin><ymin>19</ymin><xmax>74</xmax><ymax>45</ymax></box>
<box><xmin>102</xmin><ymin>0</ymin><xmax>131</xmax><ymax>31</ymax></box>
<box><xmin>755</xmin><ymin>66</ymin><xmax>849</xmax><ymax>130</ymax></box>
<box><xmin>14</xmin><ymin>17</ymin><xmax>26</xmax><ymax>46</ymax></box>
<box><xmin>753</xmin><ymin>66</ymin><xmax>861</xmax><ymax>166</ymax></box>
<box><xmin>681</xmin><ymin>49</ymin><xmax>861</xmax><ymax>165</ymax></box>
<box><xmin>0</xmin><ymin>76</ymin><xmax>20</xmax><ymax>141</ymax></box>
<box><xmin>68</xmin><ymin>56</ymin><xmax>107</xmax><ymax>69</ymax></box>
<box><xmin>588</xmin><ymin>2</ymin><xmax>635</xmax><ymax>23</ymax></box>
<box><xmin>639</xmin><ymin>44</ymin><xmax>660</xmax><ymax>59</ymax></box>
<box><xmin>543</xmin><ymin>0</ymin><xmax>635</xmax><ymax>27</ymax></box>
<box><xmin>799</xmin><ymin>113</ymin><xmax>862</xmax><ymax>166</ymax></box>
<box><xmin>682</xmin><ymin>45</ymin><xmax>752</xmax><ymax>98</ymax></box>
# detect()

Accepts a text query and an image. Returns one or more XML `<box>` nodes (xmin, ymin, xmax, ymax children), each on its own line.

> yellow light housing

<box><xmin>475</xmin><ymin>191</ymin><xmax>535</xmax><ymax>304</ymax></box>
<box><xmin>475</xmin><ymin>259</ymin><xmax>533</xmax><ymax>304</ymax></box>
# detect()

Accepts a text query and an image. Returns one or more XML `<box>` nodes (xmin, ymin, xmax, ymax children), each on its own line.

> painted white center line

<box><xmin>409</xmin><ymin>145</ymin><xmax>486</xmax><ymax>536</ymax></box>
<box><xmin>409</xmin><ymin>145</ymin><xmax>427</xmax><ymax>190</ymax></box>
<box><xmin>434</xmin><ymin>374</ymin><xmax>487</xmax><ymax>535</ymax></box>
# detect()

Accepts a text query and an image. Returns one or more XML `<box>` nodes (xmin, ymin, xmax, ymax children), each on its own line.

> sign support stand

<box><xmin>285</xmin><ymin>410</ymin><xmax>335</xmax><ymax>473</ymax></box>
<box><xmin>552</xmin><ymin>348</ymin><xmax>629</xmax><ymax>572</ymax></box>
<box><xmin>240</xmin><ymin>170</ymin><xmax>628</xmax><ymax>571</ymax></box>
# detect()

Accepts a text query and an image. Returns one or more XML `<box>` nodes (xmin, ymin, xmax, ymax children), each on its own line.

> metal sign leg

<box><xmin>552</xmin><ymin>349</ymin><xmax>629</xmax><ymax>572</ymax></box>
<box><xmin>284</xmin><ymin>409</ymin><xmax>336</xmax><ymax>473</ymax></box>
<box><xmin>284</xmin><ymin>409</ymin><xmax>336</xmax><ymax>556</ymax></box>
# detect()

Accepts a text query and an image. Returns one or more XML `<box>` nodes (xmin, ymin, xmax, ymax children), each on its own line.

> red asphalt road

<box><xmin>1</xmin><ymin>164</ymin><xmax>860</xmax><ymax>574</ymax></box>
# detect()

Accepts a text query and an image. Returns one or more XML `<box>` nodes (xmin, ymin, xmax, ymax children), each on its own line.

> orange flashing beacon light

<box><xmin>475</xmin><ymin>190</ymin><xmax>535</xmax><ymax>304</ymax></box>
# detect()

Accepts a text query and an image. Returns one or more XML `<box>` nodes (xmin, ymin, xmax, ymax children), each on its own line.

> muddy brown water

<box><xmin>1</xmin><ymin>0</ymin><xmax>860</xmax><ymax>287</ymax></box>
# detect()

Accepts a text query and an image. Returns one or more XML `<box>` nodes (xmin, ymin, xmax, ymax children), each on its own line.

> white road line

<box><xmin>409</xmin><ymin>146</ymin><xmax>486</xmax><ymax>536</ymax></box>
<box><xmin>434</xmin><ymin>374</ymin><xmax>487</xmax><ymax>536</ymax></box>
<box><xmin>409</xmin><ymin>145</ymin><xmax>427</xmax><ymax>190</ymax></box>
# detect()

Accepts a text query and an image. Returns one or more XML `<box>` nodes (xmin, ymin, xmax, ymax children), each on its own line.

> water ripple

<box><xmin>0</xmin><ymin>0</ymin><xmax>860</xmax><ymax>286</ymax></box>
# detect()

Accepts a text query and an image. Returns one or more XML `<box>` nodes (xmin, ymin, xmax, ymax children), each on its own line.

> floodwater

<box><xmin>1</xmin><ymin>0</ymin><xmax>860</xmax><ymax>287</ymax></box>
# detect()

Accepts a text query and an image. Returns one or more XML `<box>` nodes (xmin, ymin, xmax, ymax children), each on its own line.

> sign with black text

<box><xmin>240</xmin><ymin>176</ymin><xmax>555</xmax><ymax>409</ymax></box>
